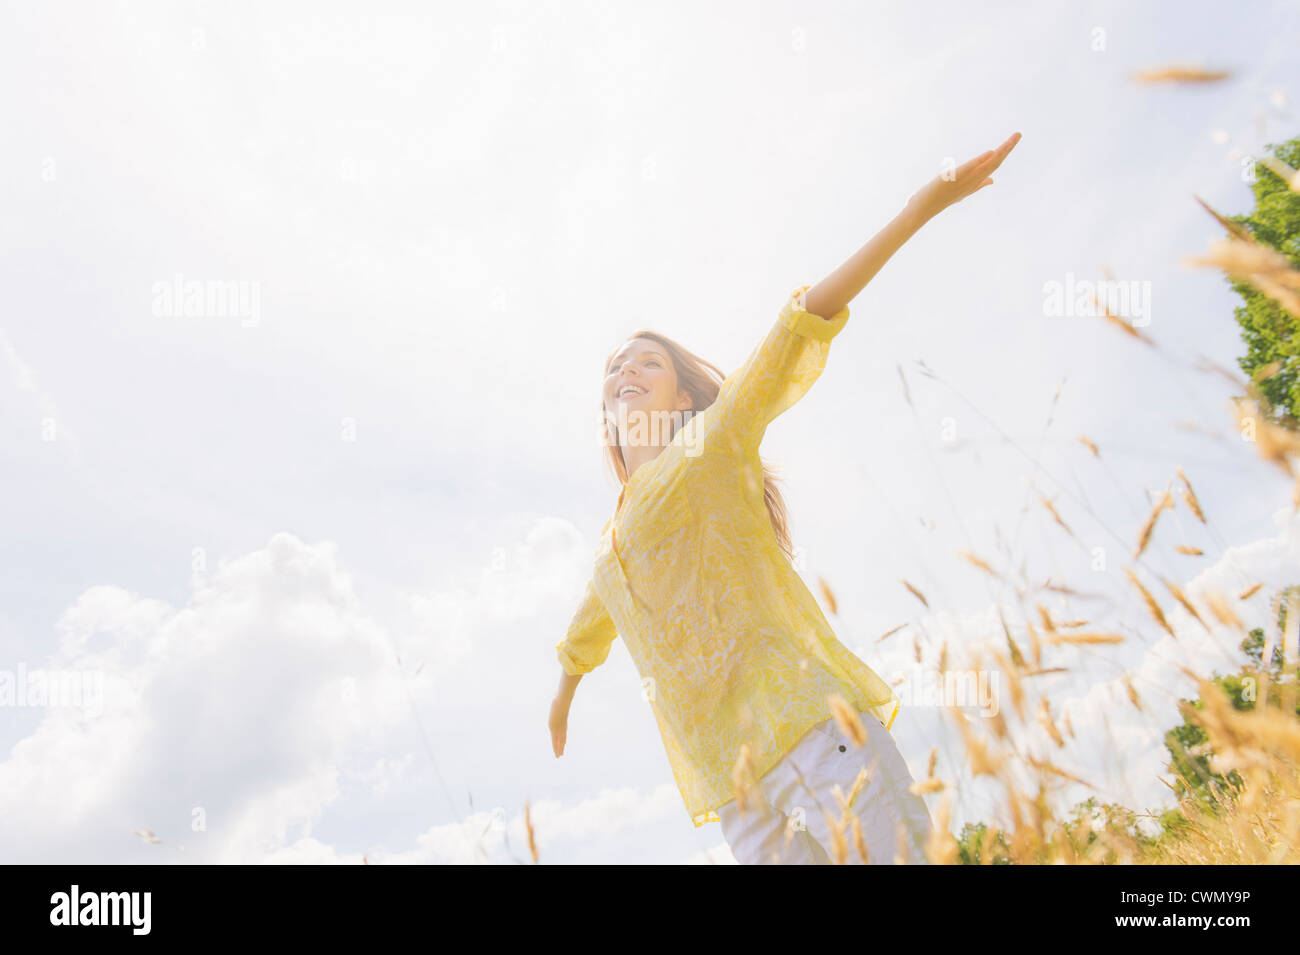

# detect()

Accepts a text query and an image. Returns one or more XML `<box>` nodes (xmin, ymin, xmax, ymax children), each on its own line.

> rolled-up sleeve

<box><xmin>710</xmin><ymin>285</ymin><xmax>850</xmax><ymax>450</ymax></box>
<box><xmin>555</xmin><ymin>576</ymin><xmax>619</xmax><ymax>675</ymax></box>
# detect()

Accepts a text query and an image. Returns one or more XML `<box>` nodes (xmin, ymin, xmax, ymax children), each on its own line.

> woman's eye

<box><xmin>608</xmin><ymin>358</ymin><xmax>660</xmax><ymax>376</ymax></box>
<box><xmin>610</xmin><ymin>359</ymin><xmax>660</xmax><ymax>373</ymax></box>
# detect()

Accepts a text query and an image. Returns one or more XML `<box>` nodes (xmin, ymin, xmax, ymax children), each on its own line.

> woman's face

<box><xmin>603</xmin><ymin>338</ymin><xmax>691</xmax><ymax>438</ymax></box>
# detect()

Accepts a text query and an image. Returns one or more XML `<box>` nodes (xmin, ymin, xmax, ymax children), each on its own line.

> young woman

<box><xmin>550</xmin><ymin>132</ymin><xmax>1022</xmax><ymax>864</ymax></box>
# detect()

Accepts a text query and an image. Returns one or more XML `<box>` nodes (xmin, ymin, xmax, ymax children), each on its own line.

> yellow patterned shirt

<box><xmin>556</xmin><ymin>285</ymin><xmax>901</xmax><ymax>828</ymax></box>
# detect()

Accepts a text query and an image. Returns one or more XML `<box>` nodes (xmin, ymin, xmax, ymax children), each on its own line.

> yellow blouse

<box><xmin>556</xmin><ymin>285</ymin><xmax>901</xmax><ymax>828</ymax></box>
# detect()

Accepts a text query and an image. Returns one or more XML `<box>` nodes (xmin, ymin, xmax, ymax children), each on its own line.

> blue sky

<box><xmin>2</xmin><ymin>0</ymin><xmax>1299</xmax><ymax>863</ymax></box>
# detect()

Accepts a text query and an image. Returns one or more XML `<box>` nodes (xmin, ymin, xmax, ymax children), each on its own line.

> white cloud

<box><xmin>0</xmin><ymin>524</ymin><xmax>695</xmax><ymax>863</ymax></box>
<box><xmin>261</xmin><ymin>781</ymin><xmax>686</xmax><ymax>864</ymax></box>
<box><xmin>0</xmin><ymin>533</ymin><xmax>411</xmax><ymax>863</ymax></box>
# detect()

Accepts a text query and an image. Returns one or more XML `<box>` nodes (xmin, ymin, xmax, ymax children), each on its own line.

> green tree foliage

<box><xmin>1227</xmin><ymin>136</ymin><xmax>1300</xmax><ymax>423</ymax></box>
<box><xmin>955</xmin><ymin>821</ymin><xmax>1012</xmax><ymax>865</ymax></box>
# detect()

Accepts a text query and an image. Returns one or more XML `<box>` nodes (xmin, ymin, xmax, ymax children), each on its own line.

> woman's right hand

<box><xmin>549</xmin><ymin>695</ymin><xmax>570</xmax><ymax>757</ymax></box>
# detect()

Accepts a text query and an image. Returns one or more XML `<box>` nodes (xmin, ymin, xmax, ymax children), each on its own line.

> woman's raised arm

<box><xmin>804</xmin><ymin>132</ymin><xmax>1022</xmax><ymax>320</ymax></box>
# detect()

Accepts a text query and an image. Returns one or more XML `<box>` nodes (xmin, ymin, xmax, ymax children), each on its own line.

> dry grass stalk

<box><xmin>1026</xmin><ymin>620</ymin><xmax>1042</xmax><ymax>667</ymax></box>
<box><xmin>1040</xmin><ymin>631</ymin><xmax>1126</xmax><ymax>646</ymax></box>
<box><xmin>1194</xmin><ymin>194</ymin><xmax>1255</xmax><ymax>241</ymax></box>
<box><xmin>524</xmin><ymin>801</ymin><xmax>539</xmax><ymax>863</ymax></box>
<box><xmin>817</xmin><ymin>576</ymin><xmax>838</xmax><ymax>615</ymax></box>
<box><xmin>1024</xmin><ymin>755</ymin><xmax>1094</xmax><ymax>788</ymax></box>
<box><xmin>1125</xmin><ymin>567</ymin><xmax>1178</xmax><ymax>639</ymax></box>
<box><xmin>958</xmin><ymin>550</ymin><xmax>999</xmax><ymax>577</ymax></box>
<box><xmin>1124</xmin><ymin>675</ymin><xmax>1144</xmax><ymax>713</ymax></box>
<box><xmin>901</xmin><ymin>578</ymin><xmax>930</xmax><ymax>608</ymax></box>
<box><xmin>987</xmin><ymin>707</ymin><xmax>1011</xmax><ymax>741</ymax></box>
<box><xmin>1039</xmin><ymin>580</ymin><xmax>1092</xmax><ymax>597</ymax></box>
<box><xmin>828</xmin><ymin>694</ymin><xmax>868</xmax><ymax>748</ymax></box>
<box><xmin>732</xmin><ymin>744</ymin><xmax>757</xmax><ymax>813</ymax></box>
<box><xmin>948</xmin><ymin>703</ymin><xmax>1003</xmax><ymax>777</ymax></box>
<box><xmin>1135</xmin><ymin>488</ymin><xmax>1175</xmax><ymax>559</ymax></box>
<box><xmin>845</xmin><ymin>766</ymin><xmax>870</xmax><ymax>808</ymax></box>
<box><xmin>988</xmin><ymin>645</ymin><xmax>1026</xmax><ymax>721</ymax></box>
<box><xmin>875</xmin><ymin>622</ymin><xmax>907</xmax><ymax>643</ymax></box>
<box><xmin>1233</xmin><ymin>400</ymin><xmax>1300</xmax><ymax>501</ymax></box>
<box><xmin>821</xmin><ymin>807</ymin><xmax>848</xmax><ymax>864</ymax></box>
<box><xmin>896</xmin><ymin>364</ymin><xmax>914</xmax><ymax>408</ymax></box>
<box><xmin>998</xmin><ymin>605</ymin><xmax>1026</xmax><ymax>667</ymax></box>
<box><xmin>1040</xmin><ymin>493</ymin><xmax>1074</xmax><ymax>537</ymax></box>
<box><xmin>1176</xmin><ymin>466</ymin><xmax>1206</xmax><ymax>523</ymax></box>
<box><xmin>851</xmin><ymin>816</ymin><xmax>869</xmax><ymax>864</ymax></box>
<box><xmin>1160</xmin><ymin>575</ymin><xmax>1211</xmax><ymax>631</ymax></box>
<box><xmin>1203</xmin><ymin>588</ymin><xmax>1244</xmax><ymax>630</ymax></box>
<box><xmin>1092</xmin><ymin>289</ymin><xmax>1158</xmax><ymax>345</ymax></box>
<box><xmin>1239</xmin><ymin>582</ymin><xmax>1264</xmax><ymax>600</ymax></box>
<box><xmin>1038</xmin><ymin>697</ymin><xmax>1065</xmax><ymax>747</ymax></box>
<box><xmin>1184</xmin><ymin>237</ymin><xmax>1300</xmax><ymax>318</ymax></box>
<box><xmin>1131</xmin><ymin>65</ymin><xmax>1231</xmax><ymax>84</ymax></box>
<box><xmin>1255</xmin><ymin>153</ymin><xmax>1300</xmax><ymax>194</ymax></box>
<box><xmin>912</xmin><ymin>777</ymin><xmax>946</xmax><ymax>795</ymax></box>
<box><xmin>926</xmin><ymin>793</ymin><xmax>958</xmax><ymax>865</ymax></box>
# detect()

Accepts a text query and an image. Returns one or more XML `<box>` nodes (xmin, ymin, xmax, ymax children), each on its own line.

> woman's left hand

<box><xmin>906</xmin><ymin>132</ymin><xmax>1021</xmax><ymax>221</ymax></box>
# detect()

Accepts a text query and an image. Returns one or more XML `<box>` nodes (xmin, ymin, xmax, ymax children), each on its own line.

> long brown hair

<box><xmin>600</xmin><ymin>329</ymin><xmax>795</xmax><ymax>561</ymax></box>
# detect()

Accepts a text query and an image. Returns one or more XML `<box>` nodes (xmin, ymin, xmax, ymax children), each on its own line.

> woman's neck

<box><xmin>621</xmin><ymin>442</ymin><xmax>667</xmax><ymax>480</ymax></box>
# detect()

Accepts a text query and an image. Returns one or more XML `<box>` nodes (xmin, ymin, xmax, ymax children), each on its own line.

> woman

<box><xmin>550</xmin><ymin>132</ymin><xmax>1022</xmax><ymax>864</ymax></box>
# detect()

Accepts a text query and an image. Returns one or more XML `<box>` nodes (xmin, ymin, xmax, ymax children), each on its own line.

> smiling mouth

<box><xmin>618</xmin><ymin>386</ymin><xmax>648</xmax><ymax>399</ymax></box>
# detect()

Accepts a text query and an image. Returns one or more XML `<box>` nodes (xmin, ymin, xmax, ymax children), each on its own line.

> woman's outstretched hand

<box><xmin>802</xmin><ymin>132</ymin><xmax>1022</xmax><ymax>320</ymax></box>
<box><xmin>549</xmin><ymin>695</ymin><xmax>570</xmax><ymax>757</ymax></box>
<box><xmin>906</xmin><ymin>131</ymin><xmax>1022</xmax><ymax>221</ymax></box>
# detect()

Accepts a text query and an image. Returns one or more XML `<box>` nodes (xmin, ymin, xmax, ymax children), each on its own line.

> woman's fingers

<box><xmin>988</xmin><ymin>132</ymin><xmax>1022</xmax><ymax>165</ymax></box>
<box><xmin>953</xmin><ymin>150</ymin><xmax>993</xmax><ymax>179</ymax></box>
<box><xmin>552</xmin><ymin>726</ymin><xmax>565</xmax><ymax>757</ymax></box>
<box><xmin>549</xmin><ymin>695</ymin><xmax>569</xmax><ymax>756</ymax></box>
<box><xmin>964</xmin><ymin>137</ymin><xmax>1018</xmax><ymax>183</ymax></box>
<box><xmin>974</xmin><ymin>133</ymin><xmax>1020</xmax><ymax>168</ymax></box>
<box><xmin>910</xmin><ymin>132</ymin><xmax>1020</xmax><ymax>217</ymax></box>
<box><xmin>955</xmin><ymin>134</ymin><xmax>1018</xmax><ymax>185</ymax></box>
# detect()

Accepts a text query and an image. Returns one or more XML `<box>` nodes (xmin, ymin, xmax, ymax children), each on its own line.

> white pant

<box><xmin>718</xmin><ymin>712</ymin><xmax>934</xmax><ymax>865</ymax></box>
